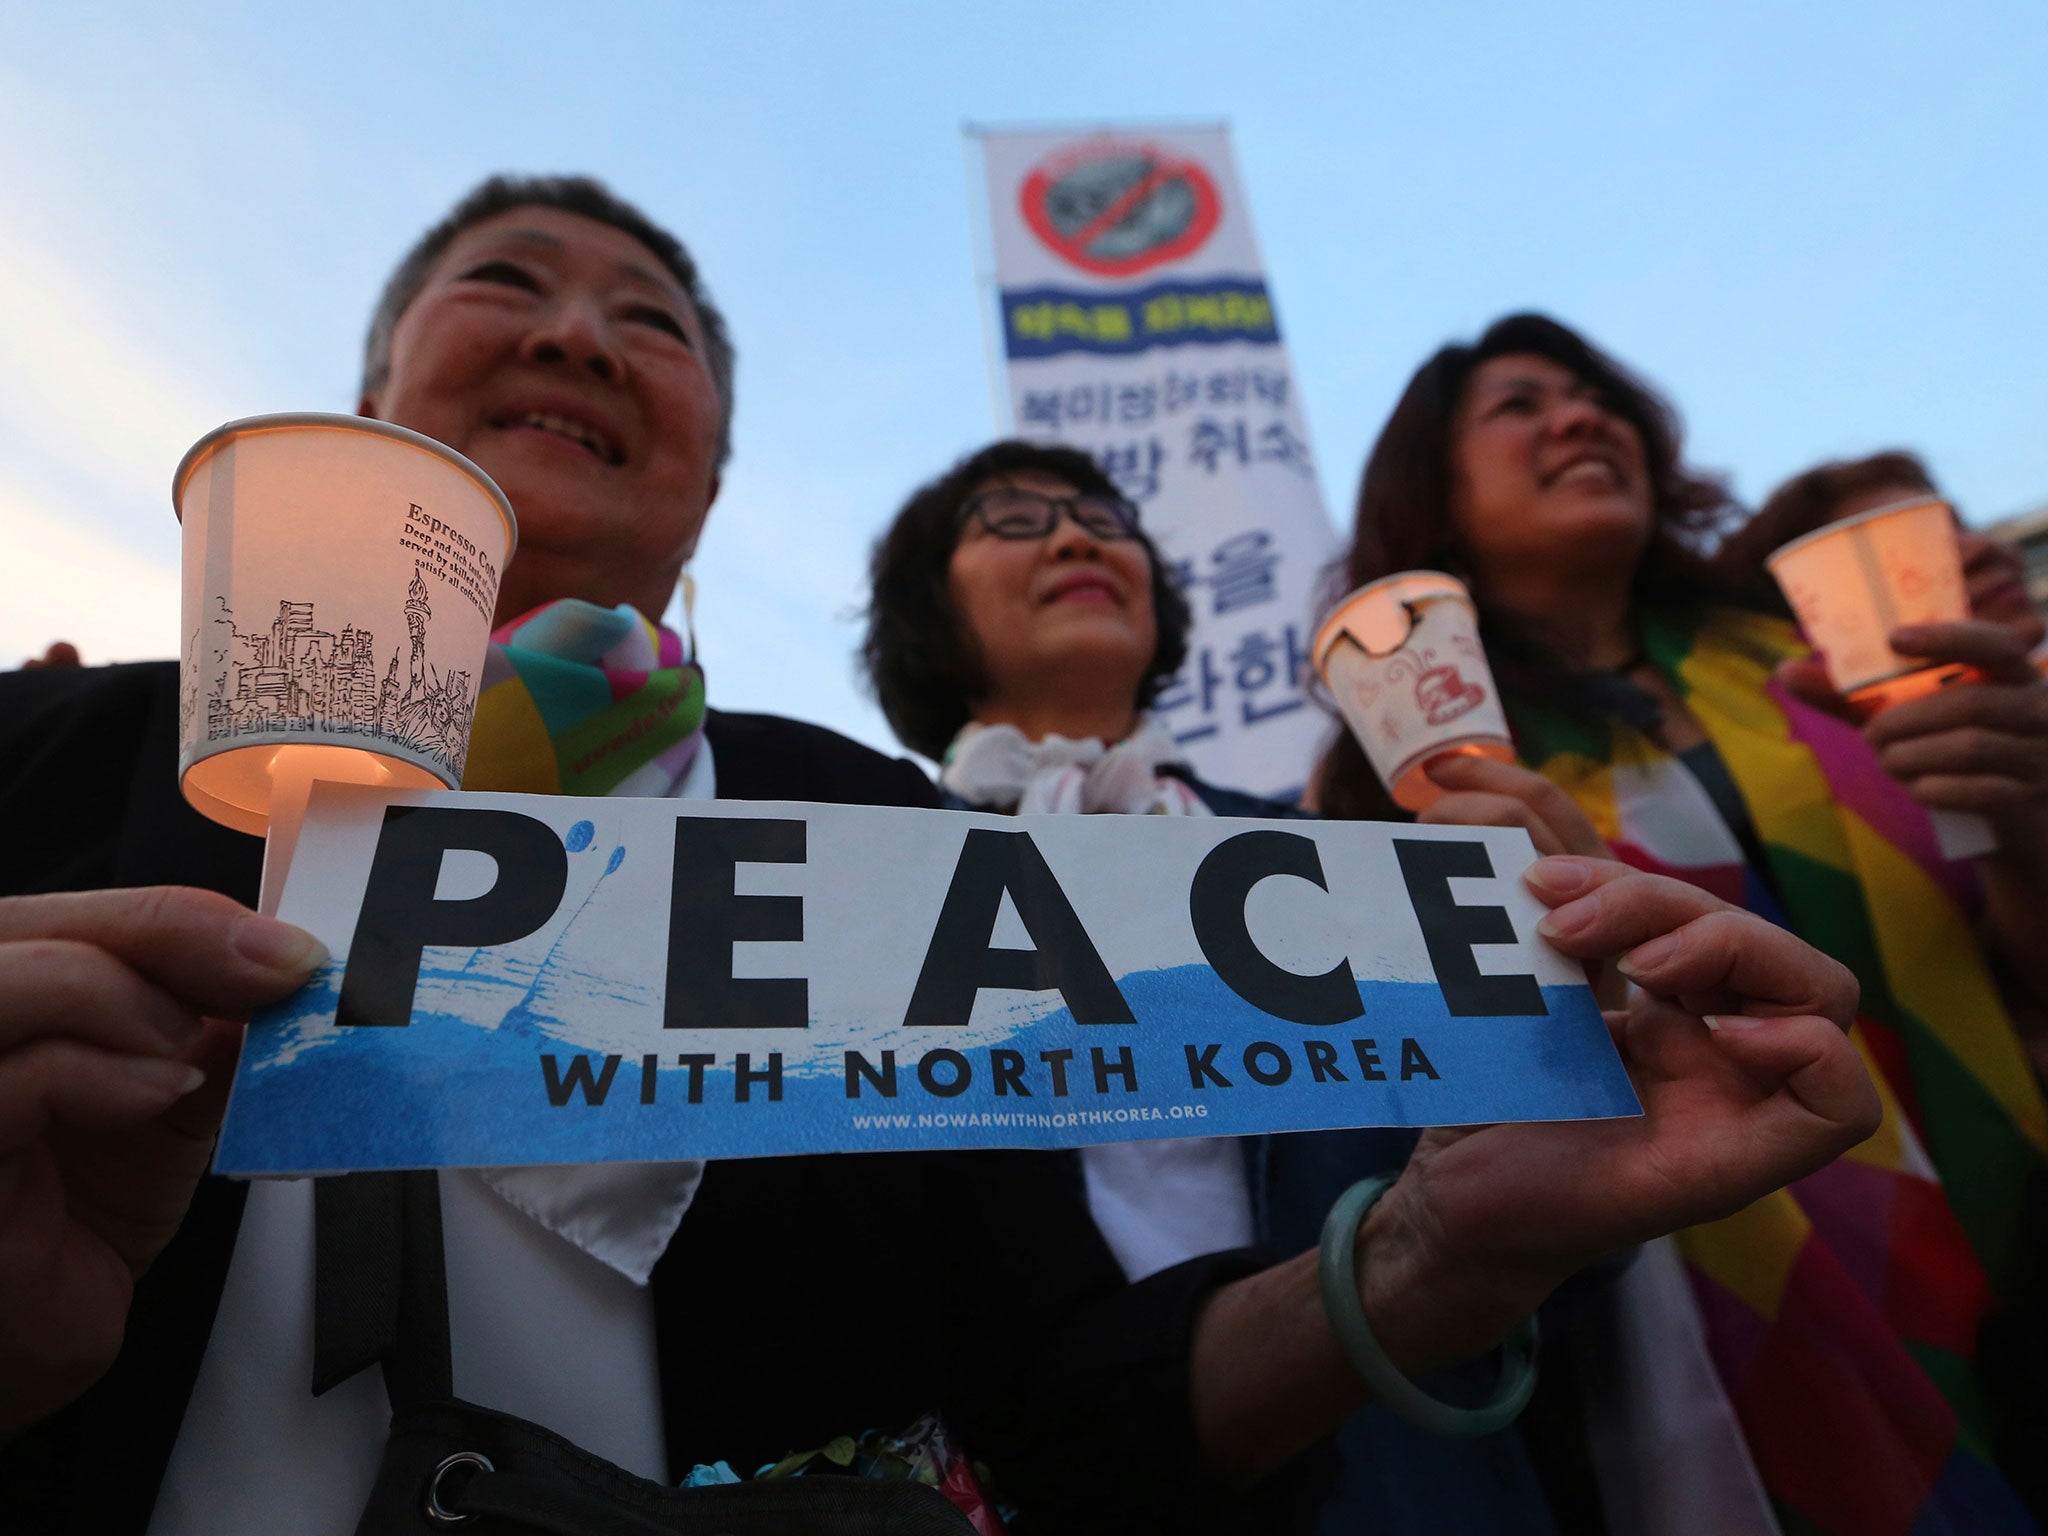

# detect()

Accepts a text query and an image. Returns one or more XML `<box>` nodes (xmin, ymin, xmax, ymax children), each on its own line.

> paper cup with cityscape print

<box><xmin>1765</xmin><ymin>496</ymin><xmax>1975</xmax><ymax>716</ymax></box>
<box><xmin>174</xmin><ymin>413</ymin><xmax>517</xmax><ymax>837</ymax></box>
<box><xmin>1313</xmin><ymin>571</ymin><xmax>1515</xmax><ymax>812</ymax></box>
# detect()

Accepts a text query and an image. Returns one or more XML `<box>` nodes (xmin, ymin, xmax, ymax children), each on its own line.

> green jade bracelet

<box><xmin>1317</xmin><ymin>1175</ymin><xmax>1540</xmax><ymax>1437</ymax></box>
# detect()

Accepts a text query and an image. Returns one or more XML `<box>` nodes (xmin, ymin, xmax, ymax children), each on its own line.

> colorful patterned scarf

<box><xmin>463</xmin><ymin>599</ymin><xmax>707</xmax><ymax>797</ymax></box>
<box><xmin>1516</xmin><ymin>604</ymin><xmax>2047</xmax><ymax>1535</ymax></box>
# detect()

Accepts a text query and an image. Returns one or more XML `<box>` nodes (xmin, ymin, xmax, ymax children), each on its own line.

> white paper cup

<box><xmin>1766</xmin><ymin>496</ymin><xmax>1974</xmax><ymax>713</ymax></box>
<box><xmin>175</xmin><ymin>413</ymin><xmax>517</xmax><ymax>835</ymax></box>
<box><xmin>1313</xmin><ymin>572</ymin><xmax>1515</xmax><ymax>811</ymax></box>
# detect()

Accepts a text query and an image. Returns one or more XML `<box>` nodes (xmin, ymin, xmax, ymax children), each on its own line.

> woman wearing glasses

<box><xmin>865</xmin><ymin>439</ymin><xmax>1611</xmax><ymax>1279</ymax></box>
<box><xmin>864</xmin><ymin>440</ymin><xmax>1300</xmax><ymax>1283</ymax></box>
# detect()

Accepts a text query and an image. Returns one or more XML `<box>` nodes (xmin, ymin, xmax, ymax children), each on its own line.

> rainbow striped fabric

<box><xmin>1514</xmin><ymin>606</ymin><xmax>2046</xmax><ymax>1536</ymax></box>
<box><xmin>463</xmin><ymin>600</ymin><xmax>707</xmax><ymax>797</ymax></box>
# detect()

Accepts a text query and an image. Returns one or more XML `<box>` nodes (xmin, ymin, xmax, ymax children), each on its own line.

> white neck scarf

<box><xmin>473</xmin><ymin>600</ymin><xmax>714</xmax><ymax>1286</ymax></box>
<box><xmin>940</xmin><ymin>717</ymin><xmax>1212</xmax><ymax>817</ymax></box>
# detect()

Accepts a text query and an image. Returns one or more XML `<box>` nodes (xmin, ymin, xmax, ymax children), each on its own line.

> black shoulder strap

<box><xmin>313</xmin><ymin>1170</ymin><xmax>453</xmax><ymax>1407</ymax></box>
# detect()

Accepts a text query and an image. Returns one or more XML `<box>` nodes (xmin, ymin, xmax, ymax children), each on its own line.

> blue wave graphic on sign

<box><xmin>215</xmin><ymin>961</ymin><xmax>1635</xmax><ymax>1174</ymax></box>
<box><xmin>1001</xmin><ymin>277</ymin><xmax>1280</xmax><ymax>359</ymax></box>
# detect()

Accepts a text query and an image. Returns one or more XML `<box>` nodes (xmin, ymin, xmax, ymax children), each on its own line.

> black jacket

<box><xmin>0</xmin><ymin>663</ymin><xmax>1303</xmax><ymax>1534</ymax></box>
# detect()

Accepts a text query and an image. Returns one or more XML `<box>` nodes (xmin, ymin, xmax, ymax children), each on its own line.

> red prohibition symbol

<box><xmin>1020</xmin><ymin>140</ymin><xmax>1223</xmax><ymax>278</ymax></box>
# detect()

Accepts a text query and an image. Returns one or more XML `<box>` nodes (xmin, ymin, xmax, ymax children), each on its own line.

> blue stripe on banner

<box><xmin>215</xmin><ymin>962</ymin><xmax>1638</xmax><ymax>1174</ymax></box>
<box><xmin>1001</xmin><ymin>277</ymin><xmax>1280</xmax><ymax>359</ymax></box>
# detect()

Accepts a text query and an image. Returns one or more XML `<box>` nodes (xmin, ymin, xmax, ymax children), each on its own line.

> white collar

<box><xmin>939</xmin><ymin>717</ymin><xmax>1210</xmax><ymax>817</ymax></box>
<box><xmin>469</xmin><ymin>735</ymin><xmax>716</xmax><ymax>1285</ymax></box>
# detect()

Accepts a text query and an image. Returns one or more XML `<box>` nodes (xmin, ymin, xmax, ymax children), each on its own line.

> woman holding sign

<box><xmin>1315</xmin><ymin>313</ymin><xmax>2048</xmax><ymax>1533</ymax></box>
<box><xmin>2</xmin><ymin>186</ymin><xmax>1878</xmax><ymax>1536</ymax></box>
<box><xmin>864</xmin><ymin>438</ymin><xmax>1664</xmax><ymax>1533</ymax></box>
<box><xmin>864</xmin><ymin>440</ymin><xmax>1300</xmax><ymax>1285</ymax></box>
<box><xmin>863</xmin><ymin>438</ymin><xmax>1614</xmax><ymax>1261</ymax></box>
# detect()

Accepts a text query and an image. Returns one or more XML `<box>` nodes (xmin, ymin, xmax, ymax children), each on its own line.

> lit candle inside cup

<box><xmin>1766</xmin><ymin>496</ymin><xmax>1995</xmax><ymax>857</ymax></box>
<box><xmin>1313</xmin><ymin>571</ymin><xmax>1515</xmax><ymax>812</ymax></box>
<box><xmin>1765</xmin><ymin>496</ymin><xmax>1975</xmax><ymax>716</ymax></box>
<box><xmin>174</xmin><ymin>414</ymin><xmax>517</xmax><ymax>875</ymax></box>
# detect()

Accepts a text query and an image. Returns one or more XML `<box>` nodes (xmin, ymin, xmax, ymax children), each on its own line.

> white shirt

<box><xmin>148</xmin><ymin>741</ymin><xmax>718</xmax><ymax>1534</ymax></box>
<box><xmin>1081</xmin><ymin>1138</ymin><xmax>1254</xmax><ymax>1282</ymax></box>
<box><xmin>938</xmin><ymin>720</ymin><xmax>1256</xmax><ymax>1281</ymax></box>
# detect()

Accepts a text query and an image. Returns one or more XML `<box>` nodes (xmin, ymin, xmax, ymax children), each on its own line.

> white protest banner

<box><xmin>970</xmin><ymin>124</ymin><xmax>1339</xmax><ymax>797</ymax></box>
<box><xmin>214</xmin><ymin>787</ymin><xmax>1637</xmax><ymax>1177</ymax></box>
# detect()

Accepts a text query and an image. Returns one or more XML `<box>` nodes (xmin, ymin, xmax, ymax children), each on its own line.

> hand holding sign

<box><xmin>0</xmin><ymin>888</ymin><xmax>325</xmax><ymax>1435</ymax></box>
<box><xmin>1372</xmin><ymin>856</ymin><xmax>1872</xmax><ymax>1349</ymax></box>
<box><xmin>1193</xmin><ymin>858</ymin><xmax>1878</xmax><ymax>1479</ymax></box>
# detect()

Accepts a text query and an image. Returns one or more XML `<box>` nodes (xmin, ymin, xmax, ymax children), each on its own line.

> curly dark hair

<box><xmin>1333</xmin><ymin>312</ymin><xmax>1738</xmax><ymax>597</ymax></box>
<box><xmin>1316</xmin><ymin>313</ymin><xmax>1752</xmax><ymax>820</ymax></box>
<box><xmin>862</xmin><ymin>439</ymin><xmax>1192</xmax><ymax>761</ymax></box>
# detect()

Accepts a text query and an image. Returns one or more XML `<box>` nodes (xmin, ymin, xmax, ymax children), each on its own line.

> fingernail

<box><xmin>149</xmin><ymin>1008</ymin><xmax>204</xmax><ymax>1052</ymax></box>
<box><xmin>231</xmin><ymin>915</ymin><xmax>328</xmax><ymax>973</ymax></box>
<box><xmin>1523</xmin><ymin>857</ymin><xmax>1593</xmax><ymax>896</ymax></box>
<box><xmin>1703</xmin><ymin>1014</ymin><xmax>1765</xmax><ymax>1032</ymax></box>
<box><xmin>1536</xmin><ymin>896</ymin><xmax>1596</xmax><ymax>939</ymax></box>
<box><xmin>121</xmin><ymin>1059</ymin><xmax>206</xmax><ymax>1097</ymax></box>
<box><xmin>1616</xmin><ymin>933</ymin><xmax>1680</xmax><ymax>977</ymax></box>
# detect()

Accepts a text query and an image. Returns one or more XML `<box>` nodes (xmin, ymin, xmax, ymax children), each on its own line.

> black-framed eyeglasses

<box><xmin>958</xmin><ymin>485</ymin><xmax>1142</xmax><ymax>542</ymax></box>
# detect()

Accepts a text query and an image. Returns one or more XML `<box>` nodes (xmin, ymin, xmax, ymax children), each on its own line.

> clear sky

<box><xmin>3</xmin><ymin>2</ymin><xmax>2042</xmax><ymax>757</ymax></box>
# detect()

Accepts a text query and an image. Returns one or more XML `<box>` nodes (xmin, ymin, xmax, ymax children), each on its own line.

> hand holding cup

<box><xmin>1765</xmin><ymin>497</ymin><xmax>2040</xmax><ymax>857</ymax></box>
<box><xmin>1780</xmin><ymin>619</ymin><xmax>2048</xmax><ymax>817</ymax></box>
<box><xmin>1415</xmin><ymin>753</ymin><xmax>1611</xmax><ymax>858</ymax></box>
<box><xmin>1314</xmin><ymin>573</ymin><xmax>1516</xmax><ymax>812</ymax></box>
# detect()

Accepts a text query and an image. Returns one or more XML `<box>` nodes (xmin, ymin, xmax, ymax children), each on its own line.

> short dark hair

<box><xmin>862</xmin><ymin>439</ymin><xmax>1192</xmax><ymax>761</ymax></box>
<box><xmin>1315</xmin><ymin>313</ymin><xmax>1747</xmax><ymax>820</ymax></box>
<box><xmin>362</xmin><ymin>174</ymin><xmax>736</xmax><ymax>469</ymax></box>
<box><xmin>1716</xmin><ymin>450</ymin><xmax>1937</xmax><ymax>586</ymax></box>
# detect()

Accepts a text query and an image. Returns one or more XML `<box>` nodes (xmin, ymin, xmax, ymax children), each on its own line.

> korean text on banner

<box><xmin>971</xmin><ymin>125</ymin><xmax>1339</xmax><ymax>797</ymax></box>
<box><xmin>214</xmin><ymin>785</ymin><xmax>1636</xmax><ymax>1177</ymax></box>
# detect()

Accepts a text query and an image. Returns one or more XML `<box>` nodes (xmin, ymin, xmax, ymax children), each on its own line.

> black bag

<box><xmin>315</xmin><ymin>1173</ymin><xmax>980</xmax><ymax>1535</ymax></box>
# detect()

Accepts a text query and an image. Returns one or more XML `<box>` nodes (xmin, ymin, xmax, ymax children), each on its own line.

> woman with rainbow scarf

<box><xmin>1314</xmin><ymin>312</ymin><xmax>2048</xmax><ymax>1535</ymax></box>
